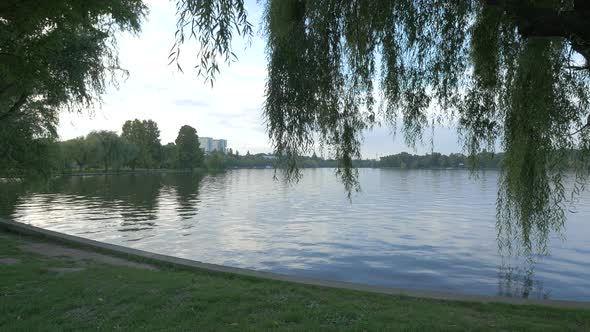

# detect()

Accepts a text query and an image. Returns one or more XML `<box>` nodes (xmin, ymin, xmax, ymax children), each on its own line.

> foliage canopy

<box><xmin>121</xmin><ymin>119</ymin><xmax>162</xmax><ymax>169</ymax></box>
<box><xmin>0</xmin><ymin>0</ymin><xmax>148</xmax><ymax>175</ymax></box>
<box><xmin>175</xmin><ymin>125</ymin><xmax>204</xmax><ymax>170</ymax></box>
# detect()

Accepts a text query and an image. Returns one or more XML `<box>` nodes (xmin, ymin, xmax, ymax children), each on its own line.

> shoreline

<box><xmin>1</xmin><ymin>218</ymin><xmax>588</xmax><ymax>310</ymax></box>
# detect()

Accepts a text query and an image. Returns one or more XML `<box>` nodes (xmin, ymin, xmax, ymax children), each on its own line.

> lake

<box><xmin>1</xmin><ymin>169</ymin><xmax>589</xmax><ymax>301</ymax></box>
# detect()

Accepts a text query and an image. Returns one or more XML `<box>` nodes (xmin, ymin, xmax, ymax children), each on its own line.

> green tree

<box><xmin>175</xmin><ymin>125</ymin><xmax>203</xmax><ymax>170</ymax></box>
<box><xmin>86</xmin><ymin>131</ymin><xmax>123</xmax><ymax>172</ymax></box>
<box><xmin>116</xmin><ymin>138</ymin><xmax>139</xmax><ymax>171</ymax></box>
<box><xmin>0</xmin><ymin>105</ymin><xmax>58</xmax><ymax>177</ymax></box>
<box><xmin>143</xmin><ymin>120</ymin><xmax>162</xmax><ymax>167</ymax></box>
<box><xmin>121</xmin><ymin>120</ymin><xmax>143</xmax><ymax>170</ymax></box>
<box><xmin>206</xmin><ymin>151</ymin><xmax>227</xmax><ymax>170</ymax></box>
<box><xmin>121</xmin><ymin>119</ymin><xmax>161</xmax><ymax>169</ymax></box>
<box><xmin>0</xmin><ymin>1</ymin><xmax>147</xmax><ymax>175</ymax></box>
<box><xmin>61</xmin><ymin>137</ymin><xmax>89</xmax><ymax>172</ymax></box>
<box><xmin>162</xmin><ymin>143</ymin><xmax>179</xmax><ymax>169</ymax></box>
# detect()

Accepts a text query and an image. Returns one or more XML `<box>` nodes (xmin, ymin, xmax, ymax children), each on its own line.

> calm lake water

<box><xmin>1</xmin><ymin>169</ymin><xmax>589</xmax><ymax>301</ymax></box>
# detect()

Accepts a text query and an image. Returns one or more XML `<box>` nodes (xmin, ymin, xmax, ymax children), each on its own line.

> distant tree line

<box><xmin>378</xmin><ymin>152</ymin><xmax>503</xmax><ymax>169</ymax></box>
<box><xmin>58</xmin><ymin>120</ymin><xmax>208</xmax><ymax>173</ymax></box>
<box><xmin>2</xmin><ymin>116</ymin><xmax>583</xmax><ymax>177</ymax></box>
<box><xmin>0</xmin><ymin>119</ymin><xmax>209</xmax><ymax>176</ymax></box>
<box><xmin>204</xmin><ymin>151</ymin><xmax>504</xmax><ymax>170</ymax></box>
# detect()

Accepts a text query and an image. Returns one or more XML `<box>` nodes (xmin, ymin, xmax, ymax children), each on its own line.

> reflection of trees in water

<box><xmin>50</xmin><ymin>175</ymin><xmax>163</xmax><ymax>229</ymax></box>
<box><xmin>0</xmin><ymin>179</ymin><xmax>63</xmax><ymax>217</ymax></box>
<box><xmin>3</xmin><ymin>174</ymin><xmax>207</xmax><ymax>230</ymax></box>
<box><xmin>53</xmin><ymin>175</ymin><xmax>161</xmax><ymax>209</ymax></box>
<box><xmin>494</xmin><ymin>210</ymin><xmax>554</xmax><ymax>300</ymax></box>
<box><xmin>162</xmin><ymin>173</ymin><xmax>204</xmax><ymax>221</ymax></box>
<box><xmin>493</xmin><ymin>168</ymin><xmax>586</xmax><ymax>299</ymax></box>
<box><xmin>497</xmin><ymin>262</ymin><xmax>549</xmax><ymax>300</ymax></box>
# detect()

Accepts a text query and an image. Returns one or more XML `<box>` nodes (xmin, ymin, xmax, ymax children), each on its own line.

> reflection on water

<box><xmin>1</xmin><ymin>169</ymin><xmax>589</xmax><ymax>301</ymax></box>
<box><xmin>173</xmin><ymin>174</ymin><xmax>202</xmax><ymax>221</ymax></box>
<box><xmin>497</xmin><ymin>261</ymin><xmax>549</xmax><ymax>300</ymax></box>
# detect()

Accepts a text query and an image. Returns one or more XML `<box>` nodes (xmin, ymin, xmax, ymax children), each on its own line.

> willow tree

<box><xmin>174</xmin><ymin>0</ymin><xmax>590</xmax><ymax>255</ymax></box>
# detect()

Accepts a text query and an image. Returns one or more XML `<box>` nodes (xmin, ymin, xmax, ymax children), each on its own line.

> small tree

<box><xmin>206</xmin><ymin>151</ymin><xmax>226</xmax><ymax>170</ymax></box>
<box><xmin>116</xmin><ymin>138</ymin><xmax>138</xmax><ymax>171</ymax></box>
<box><xmin>61</xmin><ymin>137</ymin><xmax>89</xmax><ymax>172</ymax></box>
<box><xmin>86</xmin><ymin>131</ymin><xmax>121</xmax><ymax>172</ymax></box>
<box><xmin>121</xmin><ymin>119</ymin><xmax>162</xmax><ymax>169</ymax></box>
<box><xmin>162</xmin><ymin>143</ymin><xmax>179</xmax><ymax>169</ymax></box>
<box><xmin>175</xmin><ymin>125</ymin><xmax>203</xmax><ymax>171</ymax></box>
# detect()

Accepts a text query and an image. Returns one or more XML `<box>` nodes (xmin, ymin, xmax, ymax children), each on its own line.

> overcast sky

<box><xmin>58</xmin><ymin>0</ymin><xmax>464</xmax><ymax>158</ymax></box>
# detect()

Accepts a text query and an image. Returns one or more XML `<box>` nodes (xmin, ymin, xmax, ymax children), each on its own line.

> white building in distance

<box><xmin>199</xmin><ymin>137</ymin><xmax>227</xmax><ymax>153</ymax></box>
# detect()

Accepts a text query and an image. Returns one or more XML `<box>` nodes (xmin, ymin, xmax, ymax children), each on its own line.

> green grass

<box><xmin>1</xmin><ymin>231</ymin><xmax>589</xmax><ymax>331</ymax></box>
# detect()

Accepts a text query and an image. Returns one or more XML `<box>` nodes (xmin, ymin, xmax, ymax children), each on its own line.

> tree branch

<box><xmin>565</xmin><ymin>65</ymin><xmax>590</xmax><ymax>71</ymax></box>
<box><xmin>0</xmin><ymin>93</ymin><xmax>29</xmax><ymax>121</ymax></box>
<box><xmin>486</xmin><ymin>2</ymin><xmax>590</xmax><ymax>67</ymax></box>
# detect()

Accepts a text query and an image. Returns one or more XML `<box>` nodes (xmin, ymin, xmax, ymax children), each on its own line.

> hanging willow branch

<box><xmin>175</xmin><ymin>0</ymin><xmax>590</xmax><ymax>255</ymax></box>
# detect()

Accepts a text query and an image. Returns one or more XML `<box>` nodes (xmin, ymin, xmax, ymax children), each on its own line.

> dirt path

<box><xmin>19</xmin><ymin>241</ymin><xmax>157</xmax><ymax>271</ymax></box>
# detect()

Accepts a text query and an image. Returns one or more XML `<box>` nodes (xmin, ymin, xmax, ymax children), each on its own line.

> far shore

<box><xmin>59</xmin><ymin>165</ymin><xmax>499</xmax><ymax>177</ymax></box>
<box><xmin>2</xmin><ymin>166</ymin><xmax>503</xmax><ymax>182</ymax></box>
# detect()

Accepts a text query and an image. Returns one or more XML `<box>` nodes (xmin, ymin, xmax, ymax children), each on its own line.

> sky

<box><xmin>58</xmin><ymin>0</ymin><xmax>464</xmax><ymax>158</ymax></box>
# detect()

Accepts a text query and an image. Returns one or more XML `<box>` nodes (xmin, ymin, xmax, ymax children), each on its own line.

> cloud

<box><xmin>206</xmin><ymin>112</ymin><xmax>237</xmax><ymax>118</ymax></box>
<box><xmin>216</xmin><ymin>119</ymin><xmax>235</xmax><ymax>128</ymax></box>
<box><xmin>173</xmin><ymin>99</ymin><xmax>209</xmax><ymax>108</ymax></box>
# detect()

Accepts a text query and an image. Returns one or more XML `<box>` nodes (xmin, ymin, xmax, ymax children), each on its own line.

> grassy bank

<box><xmin>1</xmin><ymin>231</ymin><xmax>589</xmax><ymax>331</ymax></box>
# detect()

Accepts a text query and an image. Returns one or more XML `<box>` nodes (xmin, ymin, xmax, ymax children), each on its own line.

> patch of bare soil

<box><xmin>19</xmin><ymin>242</ymin><xmax>157</xmax><ymax>271</ymax></box>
